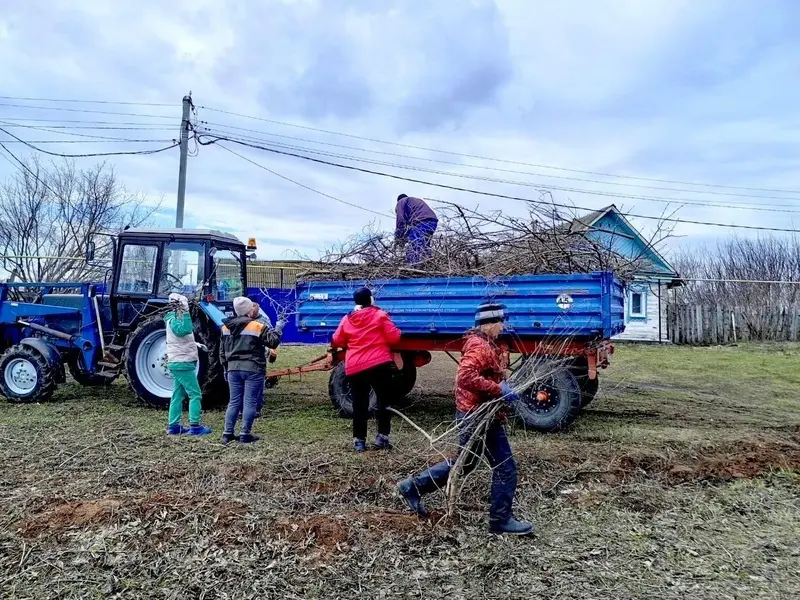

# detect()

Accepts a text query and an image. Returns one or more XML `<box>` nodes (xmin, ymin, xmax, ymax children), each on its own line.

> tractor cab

<box><xmin>104</xmin><ymin>228</ymin><xmax>249</xmax><ymax>331</ymax></box>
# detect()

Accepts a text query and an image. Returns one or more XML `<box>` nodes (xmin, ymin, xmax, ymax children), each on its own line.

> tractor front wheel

<box><xmin>0</xmin><ymin>344</ymin><xmax>57</xmax><ymax>403</ymax></box>
<box><xmin>125</xmin><ymin>317</ymin><xmax>208</xmax><ymax>409</ymax></box>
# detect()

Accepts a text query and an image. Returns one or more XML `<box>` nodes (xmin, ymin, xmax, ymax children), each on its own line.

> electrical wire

<box><xmin>216</xmin><ymin>143</ymin><xmax>390</xmax><ymax>217</ymax></box>
<box><xmin>0</xmin><ymin>102</ymin><xmax>175</xmax><ymax>119</ymax></box>
<box><xmin>197</xmin><ymin>132</ymin><xmax>800</xmax><ymax>233</ymax></box>
<box><xmin>199</xmin><ymin>120</ymin><xmax>800</xmax><ymax>203</ymax></box>
<box><xmin>0</xmin><ymin>127</ymin><xmax>179</xmax><ymax>158</ymax></box>
<box><xmin>0</xmin><ymin>121</ymin><xmax>177</xmax><ymax>143</ymax></box>
<box><xmin>198</xmin><ymin>127</ymin><xmax>800</xmax><ymax>216</ymax></box>
<box><xmin>197</xmin><ymin>104</ymin><xmax>800</xmax><ymax>196</ymax></box>
<box><xmin>0</xmin><ymin>95</ymin><xmax>172</xmax><ymax>107</ymax></box>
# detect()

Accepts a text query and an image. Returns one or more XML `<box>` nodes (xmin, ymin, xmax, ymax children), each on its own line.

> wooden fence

<box><xmin>667</xmin><ymin>304</ymin><xmax>800</xmax><ymax>344</ymax></box>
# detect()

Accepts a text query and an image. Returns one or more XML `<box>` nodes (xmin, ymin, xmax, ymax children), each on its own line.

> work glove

<box><xmin>499</xmin><ymin>381</ymin><xmax>519</xmax><ymax>404</ymax></box>
<box><xmin>275</xmin><ymin>318</ymin><xmax>288</xmax><ymax>334</ymax></box>
<box><xmin>169</xmin><ymin>293</ymin><xmax>189</xmax><ymax>310</ymax></box>
<box><xmin>195</xmin><ymin>343</ymin><xmax>208</xmax><ymax>353</ymax></box>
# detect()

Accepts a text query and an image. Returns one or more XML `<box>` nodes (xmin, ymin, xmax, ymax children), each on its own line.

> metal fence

<box><xmin>668</xmin><ymin>303</ymin><xmax>800</xmax><ymax>344</ymax></box>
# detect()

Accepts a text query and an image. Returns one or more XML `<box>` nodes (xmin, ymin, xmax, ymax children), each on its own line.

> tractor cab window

<box><xmin>118</xmin><ymin>244</ymin><xmax>158</xmax><ymax>294</ymax></box>
<box><xmin>211</xmin><ymin>248</ymin><xmax>245</xmax><ymax>301</ymax></box>
<box><xmin>158</xmin><ymin>242</ymin><xmax>205</xmax><ymax>297</ymax></box>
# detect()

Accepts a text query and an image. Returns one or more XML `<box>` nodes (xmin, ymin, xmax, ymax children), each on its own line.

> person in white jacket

<box><xmin>164</xmin><ymin>293</ymin><xmax>212</xmax><ymax>436</ymax></box>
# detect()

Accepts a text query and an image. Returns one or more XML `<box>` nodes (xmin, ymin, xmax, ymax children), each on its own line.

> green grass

<box><xmin>0</xmin><ymin>343</ymin><xmax>798</xmax><ymax>598</ymax></box>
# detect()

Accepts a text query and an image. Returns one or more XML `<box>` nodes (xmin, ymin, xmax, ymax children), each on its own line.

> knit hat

<box><xmin>233</xmin><ymin>296</ymin><xmax>254</xmax><ymax>317</ymax></box>
<box><xmin>397</xmin><ymin>193</ymin><xmax>408</xmax><ymax>201</ymax></box>
<box><xmin>353</xmin><ymin>287</ymin><xmax>373</xmax><ymax>308</ymax></box>
<box><xmin>475</xmin><ymin>301</ymin><xmax>506</xmax><ymax>326</ymax></box>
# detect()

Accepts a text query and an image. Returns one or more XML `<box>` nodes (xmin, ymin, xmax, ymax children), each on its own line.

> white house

<box><xmin>569</xmin><ymin>205</ymin><xmax>682</xmax><ymax>343</ymax></box>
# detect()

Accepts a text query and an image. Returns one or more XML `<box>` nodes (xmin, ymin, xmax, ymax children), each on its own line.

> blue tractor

<box><xmin>0</xmin><ymin>228</ymin><xmax>250</xmax><ymax>407</ymax></box>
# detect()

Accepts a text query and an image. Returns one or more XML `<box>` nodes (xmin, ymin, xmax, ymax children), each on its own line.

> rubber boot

<box><xmin>167</xmin><ymin>424</ymin><xmax>189</xmax><ymax>435</ymax></box>
<box><xmin>397</xmin><ymin>478</ymin><xmax>428</xmax><ymax>518</ymax></box>
<box><xmin>373</xmin><ymin>433</ymin><xmax>391</xmax><ymax>449</ymax></box>
<box><xmin>489</xmin><ymin>517</ymin><xmax>534</xmax><ymax>536</ymax></box>
<box><xmin>354</xmin><ymin>438</ymin><xmax>366</xmax><ymax>453</ymax></box>
<box><xmin>187</xmin><ymin>424</ymin><xmax>213</xmax><ymax>436</ymax></box>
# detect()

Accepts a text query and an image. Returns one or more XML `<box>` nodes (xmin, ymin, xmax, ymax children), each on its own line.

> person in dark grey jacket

<box><xmin>219</xmin><ymin>296</ymin><xmax>284</xmax><ymax>444</ymax></box>
<box><xmin>395</xmin><ymin>193</ymin><xmax>438</xmax><ymax>264</ymax></box>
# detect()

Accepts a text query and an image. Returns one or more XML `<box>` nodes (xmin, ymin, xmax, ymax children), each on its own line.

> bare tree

<box><xmin>0</xmin><ymin>156</ymin><xmax>161</xmax><ymax>284</ymax></box>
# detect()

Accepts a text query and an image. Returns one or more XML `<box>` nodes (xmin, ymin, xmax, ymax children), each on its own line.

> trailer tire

<box><xmin>395</xmin><ymin>356</ymin><xmax>417</xmax><ymax>400</ymax></box>
<box><xmin>511</xmin><ymin>360</ymin><xmax>582</xmax><ymax>432</ymax></box>
<box><xmin>126</xmin><ymin>316</ymin><xmax>208</xmax><ymax>409</ymax></box>
<box><xmin>328</xmin><ymin>362</ymin><xmax>376</xmax><ymax>418</ymax></box>
<box><xmin>68</xmin><ymin>358</ymin><xmax>117</xmax><ymax>386</ymax></box>
<box><xmin>569</xmin><ymin>358</ymin><xmax>600</xmax><ymax>408</ymax></box>
<box><xmin>0</xmin><ymin>344</ymin><xmax>57</xmax><ymax>403</ymax></box>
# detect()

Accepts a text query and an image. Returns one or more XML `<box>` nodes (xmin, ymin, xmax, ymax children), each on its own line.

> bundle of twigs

<box><xmin>300</xmin><ymin>199</ymin><xmax>667</xmax><ymax>284</ymax></box>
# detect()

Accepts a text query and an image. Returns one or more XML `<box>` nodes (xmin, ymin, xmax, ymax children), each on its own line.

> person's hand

<box><xmin>499</xmin><ymin>381</ymin><xmax>519</xmax><ymax>404</ymax></box>
<box><xmin>195</xmin><ymin>343</ymin><xmax>208</xmax><ymax>353</ymax></box>
<box><xmin>275</xmin><ymin>318</ymin><xmax>288</xmax><ymax>334</ymax></box>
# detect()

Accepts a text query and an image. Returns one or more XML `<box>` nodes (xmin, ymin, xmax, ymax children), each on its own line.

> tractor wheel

<box><xmin>68</xmin><ymin>357</ymin><xmax>117</xmax><ymax>386</ymax></box>
<box><xmin>125</xmin><ymin>316</ymin><xmax>208</xmax><ymax>409</ymax></box>
<box><xmin>511</xmin><ymin>359</ymin><xmax>582</xmax><ymax>432</ymax></box>
<box><xmin>196</xmin><ymin>327</ymin><xmax>229</xmax><ymax>408</ymax></box>
<box><xmin>569</xmin><ymin>358</ymin><xmax>600</xmax><ymax>408</ymax></box>
<box><xmin>0</xmin><ymin>344</ymin><xmax>57</xmax><ymax>403</ymax></box>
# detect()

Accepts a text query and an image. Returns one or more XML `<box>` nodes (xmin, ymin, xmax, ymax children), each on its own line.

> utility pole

<box><xmin>175</xmin><ymin>93</ymin><xmax>193</xmax><ymax>228</ymax></box>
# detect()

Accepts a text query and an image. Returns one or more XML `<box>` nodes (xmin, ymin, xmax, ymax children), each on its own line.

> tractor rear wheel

<box><xmin>125</xmin><ymin>316</ymin><xmax>208</xmax><ymax>409</ymax></box>
<box><xmin>569</xmin><ymin>357</ymin><xmax>600</xmax><ymax>408</ymax></box>
<box><xmin>0</xmin><ymin>344</ymin><xmax>57</xmax><ymax>403</ymax></box>
<box><xmin>510</xmin><ymin>358</ymin><xmax>582</xmax><ymax>432</ymax></box>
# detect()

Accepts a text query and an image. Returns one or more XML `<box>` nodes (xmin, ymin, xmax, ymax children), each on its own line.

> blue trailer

<box><xmin>265</xmin><ymin>271</ymin><xmax>625</xmax><ymax>432</ymax></box>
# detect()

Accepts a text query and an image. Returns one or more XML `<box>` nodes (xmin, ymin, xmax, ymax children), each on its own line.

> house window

<box><xmin>629</xmin><ymin>289</ymin><xmax>646</xmax><ymax>318</ymax></box>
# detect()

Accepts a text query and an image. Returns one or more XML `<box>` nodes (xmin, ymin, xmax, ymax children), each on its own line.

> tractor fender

<box><xmin>198</xmin><ymin>302</ymin><xmax>228</xmax><ymax>328</ymax></box>
<box><xmin>20</xmin><ymin>337</ymin><xmax>66</xmax><ymax>384</ymax></box>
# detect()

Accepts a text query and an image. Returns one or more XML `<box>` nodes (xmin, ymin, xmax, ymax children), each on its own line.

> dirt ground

<box><xmin>0</xmin><ymin>343</ymin><xmax>798</xmax><ymax>599</ymax></box>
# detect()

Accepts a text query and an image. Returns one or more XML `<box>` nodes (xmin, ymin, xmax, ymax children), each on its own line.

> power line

<box><xmin>197</xmin><ymin>104</ymin><xmax>800</xmax><ymax>196</ymax></box>
<box><xmin>0</xmin><ymin>127</ymin><xmax>179</xmax><ymax>158</ymax></box>
<box><xmin>0</xmin><ymin>95</ymin><xmax>172</xmax><ymax>107</ymax></box>
<box><xmin>0</xmin><ymin>102</ymin><xmax>175</xmax><ymax>119</ymax></box>
<box><xmin>680</xmin><ymin>277</ymin><xmax>800</xmax><ymax>285</ymax></box>
<box><xmin>0</xmin><ymin>121</ymin><xmax>177</xmax><ymax>143</ymax></box>
<box><xmin>198</xmin><ymin>127</ymin><xmax>800</xmax><ymax>216</ymax></box>
<box><xmin>0</xmin><ymin>139</ymin><xmax>175</xmax><ymax>144</ymax></box>
<box><xmin>197</xmin><ymin>132</ymin><xmax>800</xmax><ymax>233</ymax></box>
<box><xmin>200</xmin><ymin>120</ymin><xmax>800</xmax><ymax>204</ymax></box>
<box><xmin>217</xmin><ymin>143</ymin><xmax>389</xmax><ymax>217</ymax></box>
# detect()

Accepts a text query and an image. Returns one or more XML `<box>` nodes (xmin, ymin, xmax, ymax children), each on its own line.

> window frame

<box><xmin>628</xmin><ymin>288</ymin><xmax>647</xmax><ymax>320</ymax></box>
<box><xmin>115</xmin><ymin>242</ymin><xmax>160</xmax><ymax>297</ymax></box>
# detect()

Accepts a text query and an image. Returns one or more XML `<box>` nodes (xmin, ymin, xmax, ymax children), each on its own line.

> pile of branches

<box><xmin>299</xmin><ymin>199</ymin><xmax>666</xmax><ymax>283</ymax></box>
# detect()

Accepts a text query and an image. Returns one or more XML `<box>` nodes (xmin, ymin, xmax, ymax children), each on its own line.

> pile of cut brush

<box><xmin>299</xmin><ymin>200</ymin><xmax>662</xmax><ymax>283</ymax></box>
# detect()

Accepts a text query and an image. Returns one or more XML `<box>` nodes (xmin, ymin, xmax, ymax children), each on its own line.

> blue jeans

<box><xmin>406</xmin><ymin>219</ymin><xmax>438</xmax><ymax>264</ymax></box>
<box><xmin>224</xmin><ymin>371</ymin><xmax>265</xmax><ymax>435</ymax></box>
<box><xmin>410</xmin><ymin>411</ymin><xmax>517</xmax><ymax>523</ymax></box>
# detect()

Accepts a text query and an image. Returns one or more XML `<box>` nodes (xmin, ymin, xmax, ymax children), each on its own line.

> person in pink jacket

<box><xmin>332</xmin><ymin>287</ymin><xmax>402</xmax><ymax>452</ymax></box>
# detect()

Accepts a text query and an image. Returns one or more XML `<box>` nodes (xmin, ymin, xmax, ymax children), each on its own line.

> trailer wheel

<box><xmin>125</xmin><ymin>317</ymin><xmax>208</xmax><ymax>409</ymax></box>
<box><xmin>569</xmin><ymin>358</ymin><xmax>600</xmax><ymax>408</ymax></box>
<box><xmin>68</xmin><ymin>357</ymin><xmax>117</xmax><ymax>386</ymax></box>
<box><xmin>0</xmin><ymin>345</ymin><xmax>57</xmax><ymax>403</ymax></box>
<box><xmin>511</xmin><ymin>359</ymin><xmax>582</xmax><ymax>432</ymax></box>
<box><xmin>328</xmin><ymin>362</ymin><xmax>376</xmax><ymax>418</ymax></box>
<box><xmin>395</xmin><ymin>357</ymin><xmax>417</xmax><ymax>399</ymax></box>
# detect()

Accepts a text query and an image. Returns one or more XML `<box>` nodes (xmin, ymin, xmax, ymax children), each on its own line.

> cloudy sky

<box><xmin>1</xmin><ymin>0</ymin><xmax>799</xmax><ymax>261</ymax></box>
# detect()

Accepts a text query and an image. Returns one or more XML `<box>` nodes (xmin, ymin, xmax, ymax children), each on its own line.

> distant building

<box><xmin>569</xmin><ymin>205</ymin><xmax>682</xmax><ymax>343</ymax></box>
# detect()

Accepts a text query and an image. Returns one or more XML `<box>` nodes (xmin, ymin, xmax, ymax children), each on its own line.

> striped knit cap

<box><xmin>475</xmin><ymin>301</ymin><xmax>506</xmax><ymax>326</ymax></box>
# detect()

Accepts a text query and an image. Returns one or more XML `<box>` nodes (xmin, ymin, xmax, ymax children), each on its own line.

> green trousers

<box><xmin>168</xmin><ymin>362</ymin><xmax>202</xmax><ymax>426</ymax></box>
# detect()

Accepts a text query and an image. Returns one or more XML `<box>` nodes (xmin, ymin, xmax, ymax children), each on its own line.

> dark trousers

<box><xmin>224</xmin><ymin>371</ymin><xmax>265</xmax><ymax>435</ymax></box>
<box><xmin>410</xmin><ymin>410</ymin><xmax>517</xmax><ymax>523</ymax></box>
<box><xmin>349</xmin><ymin>361</ymin><xmax>396</xmax><ymax>441</ymax></box>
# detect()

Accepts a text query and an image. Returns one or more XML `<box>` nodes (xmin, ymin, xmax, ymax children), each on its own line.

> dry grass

<box><xmin>0</xmin><ymin>344</ymin><xmax>798</xmax><ymax>599</ymax></box>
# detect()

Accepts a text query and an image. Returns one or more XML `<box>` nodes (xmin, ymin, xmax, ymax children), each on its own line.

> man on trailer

<box><xmin>395</xmin><ymin>193</ymin><xmax>438</xmax><ymax>264</ymax></box>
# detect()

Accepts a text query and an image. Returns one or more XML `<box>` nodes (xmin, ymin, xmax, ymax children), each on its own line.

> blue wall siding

<box><xmin>585</xmin><ymin>212</ymin><xmax>675</xmax><ymax>276</ymax></box>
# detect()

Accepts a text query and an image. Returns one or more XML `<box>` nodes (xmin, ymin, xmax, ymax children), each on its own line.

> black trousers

<box><xmin>349</xmin><ymin>361</ymin><xmax>396</xmax><ymax>440</ymax></box>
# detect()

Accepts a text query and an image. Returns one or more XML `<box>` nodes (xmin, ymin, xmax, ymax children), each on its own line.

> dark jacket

<box><xmin>455</xmin><ymin>330</ymin><xmax>506</xmax><ymax>413</ymax></box>
<box><xmin>395</xmin><ymin>196</ymin><xmax>437</xmax><ymax>240</ymax></box>
<box><xmin>220</xmin><ymin>316</ymin><xmax>282</xmax><ymax>373</ymax></box>
<box><xmin>332</xmin><ymin>306</ymin><xmax>402</xmax><ymax>375</ymax></box>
